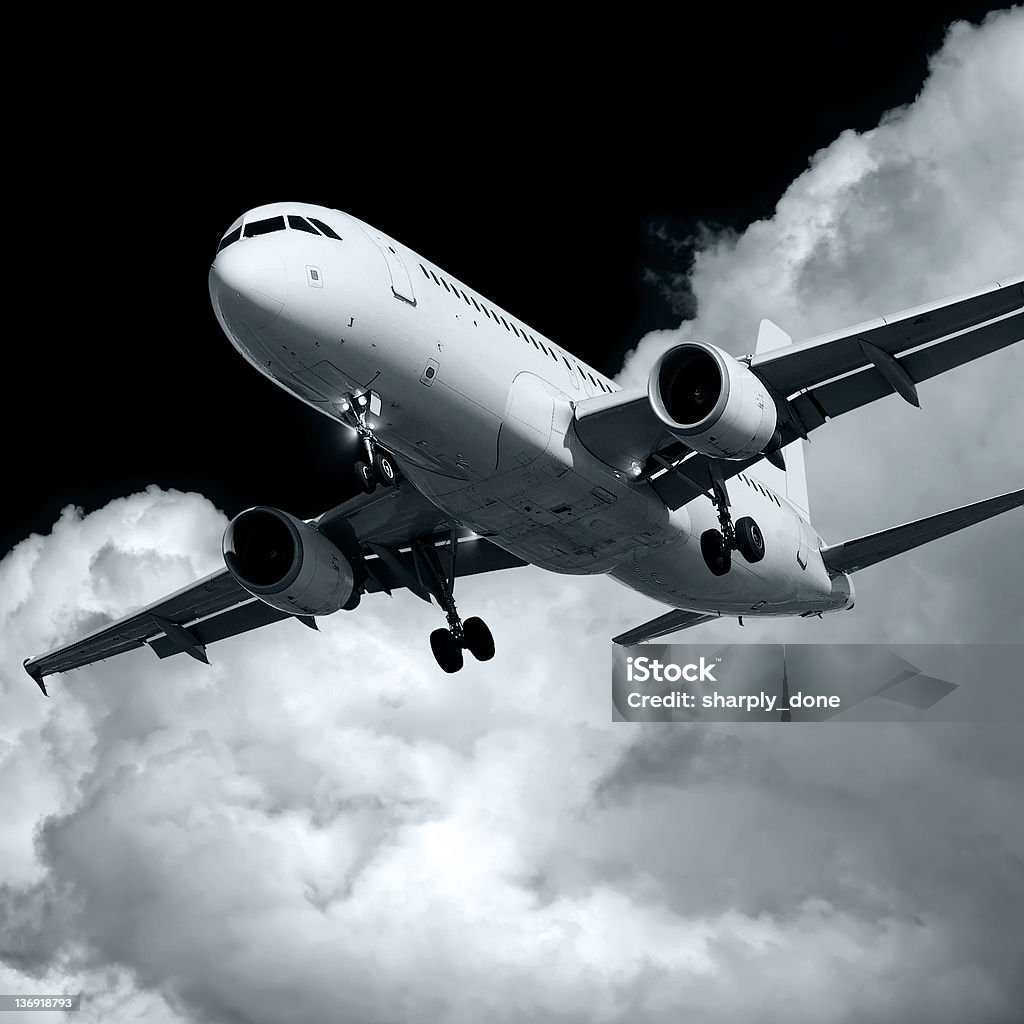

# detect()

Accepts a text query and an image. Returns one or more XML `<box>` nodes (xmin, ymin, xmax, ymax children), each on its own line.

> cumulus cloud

<box><xmin>2</xmin><ymin>10</ymin><xmax>1023</xmax><ymax>1024</ymax></box>
<box><xmin>617</xmin><ymin>7</ymin><xmax>1024</xmax><ymax>647</ymax></box>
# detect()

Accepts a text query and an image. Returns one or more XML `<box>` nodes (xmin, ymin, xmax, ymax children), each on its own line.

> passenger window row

<box><xmin>738</xmin><ymin>473</ymin><xmax>781</xmax><ymax>506</ymax></box>
<box><xmin>217</xmin><ymin>214</ymin><xmax>342</xmax><ymax>254</ymax></box>
<box><xmin>418</xmin><ymin>263</ymin><xmax>614</xmax><ymax>393</ymax></box>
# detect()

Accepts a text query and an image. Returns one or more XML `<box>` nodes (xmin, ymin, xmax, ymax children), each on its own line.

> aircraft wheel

<box><xmin>735</xmin><ymin>517</ymin><xmax>766</xmax><ymax>563</ymax></box>
<box><xmin>700</xmin><ymin>529</ymin><xmax>732</xmax><ymax>576</ymax></box>
<box><xmin>430</xmin><ymin>628</ymin><xmax>464</xmax><ymax>673</ymax></box>
<box><xmin>373</xmin><ymin>450</ymin><xmax>398</xmax><ymax>488</ymax></box>
<box><xmin>354</xmin><ymin>460</ymin><xmax>376</xmax><ymax>494</ymax></box>
<box><xmin>463</xmin><ymin>616</ymin><xmax>495</xmax><ymax>661</ymax></box>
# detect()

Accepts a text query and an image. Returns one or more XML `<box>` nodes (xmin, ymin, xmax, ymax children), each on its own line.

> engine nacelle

<box><xmin>649</xmin><ymin>342</ymin><xmax>778</xmax><ymax>460</ymax></box>
<box><xmin>222</xmin><ymin>506</ymin><xmax>356</xmax><ymax>617</ymax></box>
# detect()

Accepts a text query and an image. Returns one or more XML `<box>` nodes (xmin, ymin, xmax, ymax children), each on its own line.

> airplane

<box><xmin>23</xmin><ymin>202</ymin><xmax>1024</xmax><ymax>692</ymax></box>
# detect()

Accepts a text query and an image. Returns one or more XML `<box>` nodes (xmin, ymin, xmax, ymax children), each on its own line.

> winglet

<box><xmin>23</xmin><ymin>660</ymin><xmax>48</xmax><ymax>697</ymax></box>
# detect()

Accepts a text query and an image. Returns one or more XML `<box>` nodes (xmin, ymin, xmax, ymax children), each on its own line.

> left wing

<box><xmin>23</xmin><ymin>485</ymin><xmax>526</xmax><ymax>695</ymax></box>
<box><xmin>574</xmin><ymin>274</ymin><xmax>1023</xmax><ymax>509</ymax></box>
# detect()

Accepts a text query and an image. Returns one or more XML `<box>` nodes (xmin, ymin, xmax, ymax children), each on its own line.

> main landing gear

<box><xmin>700</xmin><ymin>474</ymin><xmax>766</xmax><ymax>576</ymax></box>
<box><xmin>337</xmin><ymin>389</ymin><xmax>400</xmax><ymax>494</ymax></box>
<box><xmin>417</xmin><ymin>527</ymin><xmax>495</xmax><ymax>673</ymax></box>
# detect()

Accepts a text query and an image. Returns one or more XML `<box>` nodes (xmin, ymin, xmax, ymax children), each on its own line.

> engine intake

<box><xmin>222</xmin><ymin>506</ymin><xmax>356</xmax><ymax>617</ymax></box>
<box><xmin>649</xmin><ymin>342</ymin><xmax>778</xmax><ymax>460</ymax></box>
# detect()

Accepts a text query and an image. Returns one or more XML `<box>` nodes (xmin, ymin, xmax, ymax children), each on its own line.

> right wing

<box><xmin>573</xmin><ymin>275</ymin><xmax>1023</xmax><ymax>509</ymax></box>
<box><xmin>24</xmin><ymin>484</ymin><xmax>526</xmax><ymax>694</ymax></box>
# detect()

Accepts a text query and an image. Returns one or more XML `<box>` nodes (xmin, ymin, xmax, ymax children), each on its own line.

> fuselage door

<box><xmin>796</xmin><ymin>518</ymin><xmax>811</xmax><ymax>571</ymax></box>
<box><xmin>376</xmin><ymin>240</ymin><xmax>417</xmax><ymax>306</ymax></box>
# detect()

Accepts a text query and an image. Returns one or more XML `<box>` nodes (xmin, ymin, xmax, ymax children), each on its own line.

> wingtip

<box><xmin>23</xmin><ymin>660</ymin><xmax>48</xmax><ymax>697</ymax></box>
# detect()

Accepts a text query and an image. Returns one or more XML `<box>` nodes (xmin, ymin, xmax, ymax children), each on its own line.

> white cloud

<box><xmin>616</xmin><ymin>7</ymin><xmax>1024</xmax><ymax>648</ymax></box>
<box><xmin>2</xmin><ymin>10</ymin><xmax>1023</xmax><ymax>1024</ymax></box>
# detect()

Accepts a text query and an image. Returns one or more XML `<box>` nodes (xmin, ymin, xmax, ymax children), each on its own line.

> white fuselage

<box><xmin>209</xmin><ymin>203</ymin><xmax>843</xmax><ymax>618</ymax></box>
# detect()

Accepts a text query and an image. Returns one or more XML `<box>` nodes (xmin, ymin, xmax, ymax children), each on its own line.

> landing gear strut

<box><xmin>700</xmin><ymin>471</ymin><xmax>765</xmax><ymax>575</ymax></box>
<box><xmin>415</xmin><ymin>526</ymin><xmax>495</xmax><ymax>673</ymax></box>
<box><xmin>337</xmin><ymin>389</ymin><xmax>400</xmax><ymax>494</ymax></box>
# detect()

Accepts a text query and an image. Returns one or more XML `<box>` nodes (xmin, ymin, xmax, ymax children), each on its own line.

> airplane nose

<box><xmin>209</xmin><ymin>241</ymin><xmax>287</xmax><ymax>329</ymax></box>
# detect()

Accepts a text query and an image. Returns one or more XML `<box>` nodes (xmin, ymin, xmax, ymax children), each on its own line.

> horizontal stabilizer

<box><xmin>613</xmin><ymin>608</ymin><xmax>718</xmax><ymax>646</ymax></box>
<box><xmin>820</xmin><ymin>489</ymin><xmax>1023</xmax><ymax>576</ymax></box>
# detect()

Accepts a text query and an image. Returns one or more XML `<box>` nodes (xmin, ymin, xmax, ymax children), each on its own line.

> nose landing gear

<box><xmin>337</xmin><ymin>389</ymin><xmax>400</xmax><ymax>494</ymax></box>
<box><xmin>355</xmin><ymin>447</ymin><xmax>398</xmax><ymax>493</ymax></box>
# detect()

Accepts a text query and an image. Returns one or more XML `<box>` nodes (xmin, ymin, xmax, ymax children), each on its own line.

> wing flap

<box><xmin>362</xmin><ymin>535</ymin><xmax>527</xmax><ymax>597</ymax></box>
<box><xmin>23</xmin><ymin>568</ymin><xmax>250</xmax><ymax>685</ymax></box>
<box><xmin>754</xmin><ymin>275</ymin><xmax>1024</xmax><ymax>398</ymax></box>
<box><xmin>148</xmin><ymin>599</ymin><xmax>292</xmax><ymax>658</ymax></box>
<box><xmin>790</xmin><ymin>308</ymin><xmax>1023</xmax><ymax>429</ymax></box>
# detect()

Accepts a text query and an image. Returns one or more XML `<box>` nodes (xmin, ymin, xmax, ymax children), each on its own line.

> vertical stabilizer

<box><xmin>753</xmin><ymin>319</ymin><xmax>810</xmax><ymax>517</ymax></box>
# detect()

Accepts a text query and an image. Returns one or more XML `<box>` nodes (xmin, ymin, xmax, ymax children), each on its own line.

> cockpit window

<box><xmin>217</xmin><ymin>226</ymin><xmax>242</xmax><ymax>253</ymax></box>
<box><xmin>288</xmin><ymin>215</ymin><xmax>320</xmax><ymax>234</ymax></box>
<box><xmin>309</xmin><ymin>217</ymin><xmax>342</xmax><ymax>240</ymax></box>
<box><xmin>244</xmin><ymin>215</ymin><xmax>286</xmax><ymax>237</ymax></box>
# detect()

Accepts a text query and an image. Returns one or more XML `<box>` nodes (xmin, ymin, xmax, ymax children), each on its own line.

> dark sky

<box><xmin>3</xmin><ymin>12</ymin><xmax>1022</xmax><ymax>1023</ymax></box>
<box><xmin>3</xmin><ymin>4</ymin><xmax>1005</xmax><ymax>556</ymax></box>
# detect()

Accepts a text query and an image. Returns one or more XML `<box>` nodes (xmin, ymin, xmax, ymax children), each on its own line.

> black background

<box><xmin>3</xmin><ymin>6</ymin><xmax>1004</xmax><ymax>555</ymax></box>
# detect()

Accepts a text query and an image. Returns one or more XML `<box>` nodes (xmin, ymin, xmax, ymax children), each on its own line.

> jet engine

<box><xmin>649</xmin><ymin>342</ymin><xmax>779</xmax><ymax>460</ymax></box>
<box><xmin>222</xmin><ymin>506</ymin><xmax>356</xmax><ymax>616</ymax></box>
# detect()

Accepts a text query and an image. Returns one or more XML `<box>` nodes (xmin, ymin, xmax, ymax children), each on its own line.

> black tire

<box><xmin>735</xmin><ymin>517</ymin><xmax>766</xmax><ymax>563</ymax></box>
<box><xmin>354</xmin><ymin>460</ymin><xmax>376</xmax><ymax>493</ymax></box>
<box><xmin>373</xmin><ymin>450</ymin><xmax>398</xmax><ymax>488</ymax></box>
<box><xmin>430</xmin><ymin>628</ymin><xmax>464</xmax><ymax>673</ymax></box>
<box><xmin>700</xmin><ymin>529</ymin><xmax>732</xmax><ymax>576</ymax></box>
<box><xmin>463</xmin><ymin>616</ymin><xmax>495</xmax><ymax>661</ymax></box>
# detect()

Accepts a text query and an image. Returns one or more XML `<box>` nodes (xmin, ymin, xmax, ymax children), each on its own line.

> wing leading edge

<box><xmin>574</xmin><ymin>275</ymin><xmax>1023</xmax><ymax>511</ymax></box>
